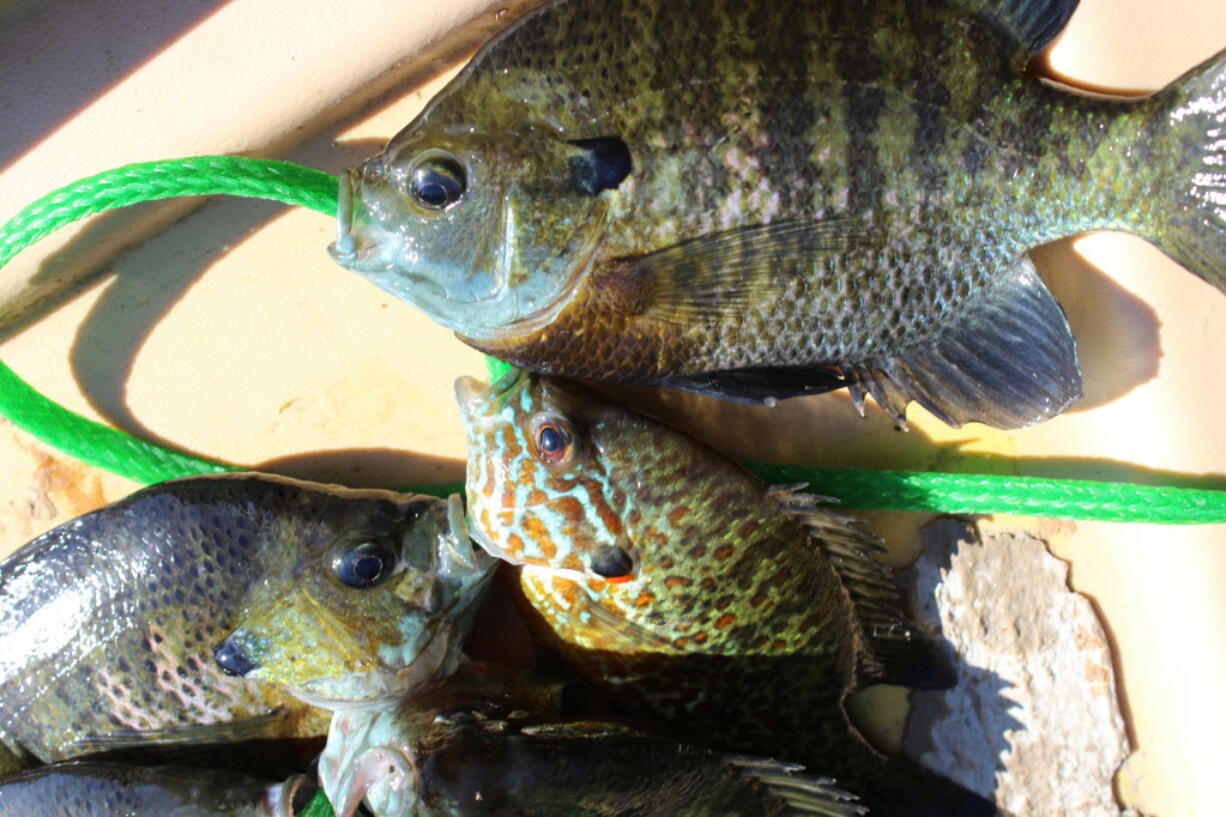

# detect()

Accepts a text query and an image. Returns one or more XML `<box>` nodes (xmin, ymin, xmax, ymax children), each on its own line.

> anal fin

<box><xmin>769</xmin><ymin>487</ymin><xmax>955</xmax><ymax>691</ymax></box>
<box><xmin>847</xmin><ymin>255</ymin><xmax>1083</xmax><ymax>430</ymax></box>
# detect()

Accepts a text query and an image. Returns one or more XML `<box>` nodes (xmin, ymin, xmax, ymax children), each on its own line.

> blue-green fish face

<box><xmin>330</xmin><ymin>112</ymin><xmax>617</xmax><ymax>342</ymax></box>
<box><xmin>215</xmin><ymin>495</ymin><xmax>495</xmax><ymax>707</ymax></box>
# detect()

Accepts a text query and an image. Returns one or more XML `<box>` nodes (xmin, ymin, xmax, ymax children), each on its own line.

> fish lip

<box><xmin>454</xmin><ymin>369</ymin><xmax>527</xmax><ymax>421</ymax></box>
<box><xmin>328</xmin><ymin>169</ymin><xmax>358</xmax><ymax>264</ymax></box>
<box><xmin>454</xmin><ymin>375</ymin><xmax>489</xmax><ymax>416</ymax></box>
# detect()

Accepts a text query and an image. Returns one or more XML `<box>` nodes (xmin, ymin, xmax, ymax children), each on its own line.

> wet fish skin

<box><xmin>0</xmin><ymin>474</ymin><xmax>470</xmax><ymax>765</ymax></box>
<box><xmin>213</xmin><ymin>489</ymin><xmax>496</xmax><ymax>707</ymax></box>
<box><xmin>0</xmin><ymin>762</ymin><xmax>300</xmax><ymax>817</ymax></box>
<box><xmin>335</xmin><ymin>0</ymin><xmax>1226</xmax><ymax>429</ymax></box>
<box><xmin>456</xmin><ymin>371</ymin><xmax>988</xmax><ymax>816</ymax></box>
<box><xmin>317</xmin><ymin>665</ymin><xmax>864</xmax><ymax>817</ymax></box>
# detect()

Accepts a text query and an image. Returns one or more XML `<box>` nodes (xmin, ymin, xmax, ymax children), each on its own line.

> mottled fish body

<box><xmin>0</xmin><ymin>762</ymin><xmax>301</xmax><ymax>817</ymax></box>
<box><xmin>0</xmin><ymin>475</ymin><xmax>341</xmax><ymax>767</ymax></box>
<box><xmin>334</xmin><ymin>0</ymin><xmax>1226</xmax><ymax>428</ymax></box>
<box><xmin>456</xmin><ymin>371</ymin><xmax>989</xmax><ymax>816</ymax></box>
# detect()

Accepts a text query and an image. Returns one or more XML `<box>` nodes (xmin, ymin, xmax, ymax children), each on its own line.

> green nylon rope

<box><xmin>2</xmin><ymin>156</ymin><xmax>1225</xmax><ymax>524</ymax></box>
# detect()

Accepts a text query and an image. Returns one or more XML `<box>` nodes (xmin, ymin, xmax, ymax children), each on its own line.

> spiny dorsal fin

<box><xmin>724</xmin><ymin>756</ymin><xmax>866</xmax><ymax>817</ymax></box>
<box><xmin>951</xmin><ymin>0</ymin><xmax>1080</xmax><ymax>63</ymax></box>
<box><xmin>768</xmin><ymin>487</ymin><xmax>955</xmax><ymax>690</ymax></box>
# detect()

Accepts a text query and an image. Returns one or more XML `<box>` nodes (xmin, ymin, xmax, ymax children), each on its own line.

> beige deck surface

<box><xmin>0</xmin><ymin>1</ymin><xmax>1224</xmax><ymax>814</ymax></box>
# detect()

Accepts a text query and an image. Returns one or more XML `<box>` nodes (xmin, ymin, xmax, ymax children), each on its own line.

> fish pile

<box><xmin>5</xmin><ymin>0</ymin><xmax>1224</xmax><ymax>814</ymax></box>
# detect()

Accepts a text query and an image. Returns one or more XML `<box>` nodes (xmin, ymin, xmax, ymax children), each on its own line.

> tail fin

<box><xmin>1149</xmin><ymin>47</ymin><xmax>1226</xmax><ymax>290</ymax></box>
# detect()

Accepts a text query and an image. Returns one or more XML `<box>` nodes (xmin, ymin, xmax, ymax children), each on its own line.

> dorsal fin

<box><xmin>724</xmin><ymin>756</ymin><xmax>866</xmax><ymax>817</ymax></box>
<box><xmin>767</xmin><ymin>487</ymin><xmax>955</xmax><ymax>690</ymax></box>
<box><xmin>951</xmin><ymin>0</ymin><xmax>1080</xmax><ymax>62</ymax></box>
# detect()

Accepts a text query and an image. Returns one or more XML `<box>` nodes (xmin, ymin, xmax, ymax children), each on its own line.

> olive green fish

<box><xmin>0</xmin><ymin>762</ymin><xmax>307</xmax><ymax>817</ymax></box>
<box><xmin>316</xmin><ymin>663</ymin><xmax>864</xmax><ymax>817</ymax></box>
<box><xmin>0</xmin><ymin>474</ymin><xmax>479</xmax><ymax>772</ymax></box>
<box><xmin>333</xmin><ymin>0</ymin><xmax>1226</xmax><ymax>429</ymax></box>
<box><xmin>456</xmin><ymin>370</ymin><xmax>989</xmax><ymax>817</ymax></box>
<box><xmin>212</xmin><ymin>487</ymin><xmax>495</xmax><ymax>707</ymax></box>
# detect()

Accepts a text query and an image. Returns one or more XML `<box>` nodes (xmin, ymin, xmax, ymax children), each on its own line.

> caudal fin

<box><xmin>1149</xmin><ymin>47</ymin><xmax>1226</xmax><ymax>290</ymax></box>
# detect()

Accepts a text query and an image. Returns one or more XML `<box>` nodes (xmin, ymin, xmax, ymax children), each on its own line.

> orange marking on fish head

<box><xmin>505</xmin><ymin>532</ymin><xmax>526</xmax><ymax>560</ymax></box>
<box><xmin>521</xmin><ymin>515</ymin><xmax>556</xmax><ymax>563</ymax></box>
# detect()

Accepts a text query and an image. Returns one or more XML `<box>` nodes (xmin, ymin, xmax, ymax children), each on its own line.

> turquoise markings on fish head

<box><xmin>330</xmin><ymin>74</ymin><xmax>624</xmax><ymax>343</ymax></box>
<box><xmin>215</xmin><ymin>493</ymin><xmax>495</xmax><ymax>707</ymax></box>
<box><xmin>457</xmin><ymin>372</ymin><xmax>839</xmax><ymax>657</ymax></box>
<box><xmin>456</xmin><ymin>370</ymin><xmax>630</xmax><ymax>581</ymax></box>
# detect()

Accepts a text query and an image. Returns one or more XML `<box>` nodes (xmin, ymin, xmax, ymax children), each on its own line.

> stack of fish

<box><xmin>2</xmin><ymin>0</ymin><xmax>1224</xmax><ymax>814</ymax></box>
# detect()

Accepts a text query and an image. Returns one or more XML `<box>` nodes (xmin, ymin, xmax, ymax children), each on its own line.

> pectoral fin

<box><xmin>605</xmin><ymin>219</ymin><xmax>873</xmax><ymax>324</ymax></box>
<box><xmin>65</xmin><ymin>709</ymin><xmax>291</xmax><ymax>756</ymax></box>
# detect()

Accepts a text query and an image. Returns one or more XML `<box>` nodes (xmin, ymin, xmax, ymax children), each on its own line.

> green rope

<box><xmin>1</xmin><ymin>156</ymin><xmax>1225</xmax><ymax>524</ymax></box>
<box><xmin>298</xmin><ymin>789</ymin><xmax>335</xmax><ymax>817</ymax></box>
<box><xmin>0</xmin><ymin>156</ymin><xmax>338</xmax><ymax>268</ymax></box>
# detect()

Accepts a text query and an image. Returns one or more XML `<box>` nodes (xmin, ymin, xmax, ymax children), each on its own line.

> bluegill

<box><xmin>315</xmin><ymin>665</ymin><xmax>863</xmax><ymax>817</ymax></box>
<box><xmin>0</xmin><ymin>475</ymin><xmax>347</xmax><ymax>769</ymax></box>
<box><xmin>455</xmin><ymin>371</ymin><xmax>990</xmax><ymax>817</ymax></box>
<box><xmin>0</xmin><ymin>474</ymin><xmax>480</xmax><ymax>772</ymax></box>
<box><xmin>332</xmin><ymin>0</ymin><xmax>1226</xmax><ymax>429</ymax></box>
<box><xmin>212</xmin><ymin>489</ymin><xmax>495</xmax><ymax>707</ymax></box>
<box><xmin>0</xmin><ymin>762</ymin><xmax>307</xmax><ymax>817</ymax></box>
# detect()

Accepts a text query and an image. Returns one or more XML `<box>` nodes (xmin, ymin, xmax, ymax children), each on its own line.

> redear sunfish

<box><xmin>455</xmin><ymin>370</ymin><xmax>993</xmax><ymax>817</ymax></box>
<box><xmin>333</xmin><ymin>0</ymin><xmax>1226</xmax><ymax>429</ymax></box>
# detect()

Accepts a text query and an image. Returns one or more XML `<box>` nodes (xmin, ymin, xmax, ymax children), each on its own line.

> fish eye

<box><xmin>590</xmin><ymin>544</ymin><xmax>633</xmax><ymax>581</ymax></box>
<box><xmin>409</xmin><ymin>153</ymin><xmax>466</xmax><ymax>211</ymax></box>
<box><xmin>333</xmin><ymin>541</ymin><xmax>397</xmax><ymax>589</ymax></box>
<box><xmin>530</xmin><ymin>414</ymin><xmax>574</xmax><ymax>465</ymax></box>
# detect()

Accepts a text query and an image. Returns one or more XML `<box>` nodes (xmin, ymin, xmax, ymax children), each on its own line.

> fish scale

<box><xmin>335</xmin><ymin>0</ymin><xmax>1226</xmax><ymax>429</ymax></box>
<box><xmin>457</xmin><ymin>371</ymin><xmax>995</xmax><ymax>816</ymax></box>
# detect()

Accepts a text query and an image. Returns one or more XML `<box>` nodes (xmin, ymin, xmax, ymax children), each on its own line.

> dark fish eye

<box><xmin>333</xmin><ymin>541</ymin><xmax>397</xmax><ymax>589</ymax></box>
<box><xmin>590</xmin><ymin>544</ymin><xmax>633</xmax><ymax>580</ymax></box>
<box><xmin>410</xmin><ymin>154</ymin><xmax>466</xmax><ymax>210</ymax></box>
<box><xmin>530</xmin><ymin>415</ymin><xmax>574</xmax><ymax>465</ymax></box>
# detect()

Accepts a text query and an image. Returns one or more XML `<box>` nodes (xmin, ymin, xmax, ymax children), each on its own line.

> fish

<box><xmin>313</xmin><ymin>663</ymin><xmax>865</xmax><ymax>817</ymax></box>
<box><xmin>211</xmin><ymin>485</ymin><xmax>496</xmax><ymax>708</ymax></box>
<box><xmin>331</xmin><ymin>0</ymin><xmax>1226</xmax><ymax>430</ymax></box>
<box><xmin>455</xmin><ymin>370</ymin><xmax>994</xmax><ymax>817</ymax></box>
<box><xmin>0</xmin><ymin>473</ymin><xmax>484</xmax><ymax>773</ymax></box>
<box><xmin>0</xmin><ymin>761</ymin><xmax>308</xmax><ymax>817</ymax></box>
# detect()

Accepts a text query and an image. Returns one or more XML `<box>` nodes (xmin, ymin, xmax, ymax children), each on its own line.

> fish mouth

<box><xmin>454</xmin><ymin>375</ymin><xmax>488</xmax><ymax>417</ymax></box>
<box><xmin>454</xmin><ymin>369</ymin><xmax>526</xmax><ymax>419</ymax></box>
<box><xmin>328</xmin><ymin>169</ymin><xmax>358</xmax><ymax>264</ymax></box>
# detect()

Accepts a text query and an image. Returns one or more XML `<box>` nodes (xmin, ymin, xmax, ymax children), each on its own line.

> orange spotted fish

<box><xmin>455</xmin><ymin>370</ymin><xmax>993</xmax><ymax>817</ymax></box>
